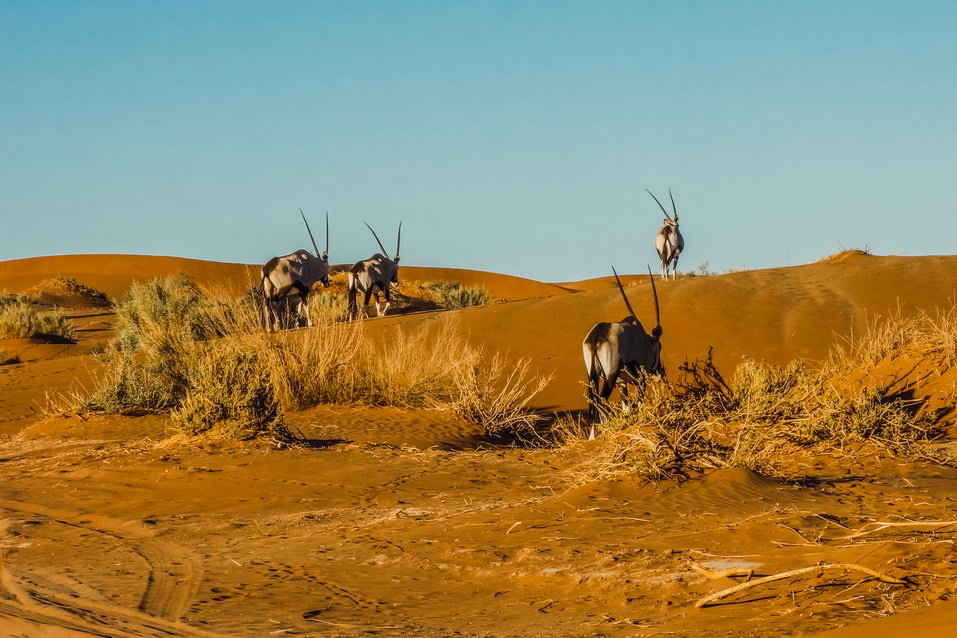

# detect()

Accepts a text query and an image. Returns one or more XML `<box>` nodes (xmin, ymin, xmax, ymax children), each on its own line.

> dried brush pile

<box><xmin>584</xmin><ymin>308</ymin><xmax>957</xmax><ymax>482</ymax></box>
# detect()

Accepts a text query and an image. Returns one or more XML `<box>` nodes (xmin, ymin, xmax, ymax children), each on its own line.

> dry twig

<box><xmin>695</xmin><ymin>563</ymin><xmax>906</xmax><ymax>608</ymax></box>
<box><xmin>838</xmin><ymin>520</ymin><xmax>957</xmax><ymax>540</ymax></box>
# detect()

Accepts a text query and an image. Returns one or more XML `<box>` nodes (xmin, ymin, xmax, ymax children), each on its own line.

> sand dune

<box><xmin>0</xmin><ymin>254</ymin><xmax>570</xmax><ymax>302</ymax></box>
<box><xmin>2</xmin><ymin>251</ymin><xmax>956</xmax><ymax>637</ymax></box>
<box><xmin>365</xmin><ymin>252</ymin><xmax>957</xmax><ymax>412</ymax></box>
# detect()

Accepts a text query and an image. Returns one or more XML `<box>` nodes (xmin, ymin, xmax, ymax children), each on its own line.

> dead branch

<box><xmin>839</xmin><ymin>520</ymin><xmax>957</xmax><ymax>540</ymax></box>
<box><xmin>695</xmin><ymin>563</ymin><xmax>906</xmax><ymax>608</ymax></box>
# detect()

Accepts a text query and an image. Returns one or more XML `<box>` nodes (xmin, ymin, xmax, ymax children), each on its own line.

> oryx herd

<box><xmin>260</xmin><ymin>214</ymin><xmax>402</xmax><ymax>330</ymax></box>
<box><xmin>261</xmin><ymin>190</ymin><xmax>686</xmax><ymax>432</ymax></box>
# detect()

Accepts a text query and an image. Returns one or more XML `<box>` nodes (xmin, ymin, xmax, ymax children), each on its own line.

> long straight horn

<box><xmin>395</xmin><ymin>220</ymin><xmax>402</xmax><ymax>261</ymax></box>
<box><xmin>647</xmin><ymin>265</ymin><xmax>661</xmax><ymax>330</ymax></box>
<box><xmin>668</xmin><ymin>189</ymin><xmax>679</xmax><ymax>222</ymax></box>
<box><xmin>300</xmin><ymin>209</ymin><xmax>320</xmax><ymax>256</ymax></box>
<box><xmin>646</xmin><ymin>189</ymin><xmax>672</xmax><ymax>221</ymax></box>
<box><xmin>324</xmin><ymin>211</ymin><xmax>329</xmax><ymax>258</ymax></box>
<box><xmin>611</xmin><ymin>266</ymin><xmax>638</xmax><ymax>320</ymax></box>
<box><xmin>363</xmin><ymin>221</ymin><xmax>390</xmax><ymax>259</ymax></box>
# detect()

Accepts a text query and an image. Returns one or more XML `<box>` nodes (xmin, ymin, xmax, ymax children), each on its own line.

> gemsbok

<box><xmin>261</xmin><ymin>210</ymin><xmax>330</xmax><ymax>331</ymax></box>
<box><xmin>648</xmin><ymin>189</ymin><xmax>684</xmax><ymax>280</ymax></box>
<box><xmin>582</xmin><ymin>266</ymin><xmax>664</xmax><ymax>437</ymax></box>
<box><xmin>348</xmin><ymin>221</ymin><xmax>401</xmax><ymax>319</ymax></box>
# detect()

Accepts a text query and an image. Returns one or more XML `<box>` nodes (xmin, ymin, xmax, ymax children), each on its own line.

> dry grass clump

<box><xmin>256</xmin><ymin>316</ymin><xmax>550</xmax><ymax>439</ymax></box>
<box><xmin>81</xmin><ymin>277</ymin><xmax>548</xmax><ymax>440</ymax></box>
<box><xmin>305</xmin><ymin>291</ymin><xmax>351</xmax><ymax>324</ymax></box>
<box><xmin>585</xmin><ymin>307</ymin><xmax>957</xmax><ymax>481</ymax></box>
<box><xmin>426</xmin><ymin>282</ymin><xmax>492</xmax><ymax>309</ymax></box>
<box><xmin>0</xmin><ymin>294</ymin><xmax>76</xmax><ymax>340</ymax></box>
<box><xmin>172</xmin><ymin>345</ymin><xmax>283</xmax><ymax>437</ymax></box>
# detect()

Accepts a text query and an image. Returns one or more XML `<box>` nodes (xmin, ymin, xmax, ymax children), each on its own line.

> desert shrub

<box><xmin>173</xmin><ymin>344</ymin><xmax>284</xmax><ymax>438</ymax></box>
<box><xmin>426</xmin><ymin>282</ymin><xmax>491</xmax><ymax>309</ymax></box>
<box><xmin>115</xmin><ymin>274</ymin><xmax>211</xmax><ymax>351</ymax></box>
<box><xmin>584</xmin><ymin>308</ymin><xmax>955</xmax><ymax>481</ymax></box>
<box><xmin>447</xmin><ymin>352</ymin><xmax>551</xmax><ymax>441</ymax></box>
<box><xmin>0</xmin><ymin>297</ymin><xmax>76</xmax><ymax>340</ymax></box>
<box><xmin>84</xmin><ymin>276</ymin><xmax>227</xmax><ymax>418</ymax></box>
<box><xmin>83</xmin><ymin>350</ymin><xmax>185</xmax><ymax>413</ymax></box>
<box><xmin>81</xmin><ymin>280</ymin><xmax>548</xmax><ymax>440</ymax></box>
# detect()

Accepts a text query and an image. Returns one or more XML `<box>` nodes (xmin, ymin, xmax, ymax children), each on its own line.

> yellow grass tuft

<box><xmin>0</xmin><ymin>293</ymin><xmax>76</xmax><ymax>340</ymax></box>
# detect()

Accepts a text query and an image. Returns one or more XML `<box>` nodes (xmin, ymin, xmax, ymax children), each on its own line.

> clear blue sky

<box><xmin>2</xmin><ymin>1</ymin><xmax>955</xmax><ymax>281</ymax></box>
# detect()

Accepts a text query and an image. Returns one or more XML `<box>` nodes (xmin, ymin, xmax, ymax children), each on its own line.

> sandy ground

<box><xmin>1</xmin><ymin>253</ymin><xmax>956</xmax><ymax>637</ymax></box>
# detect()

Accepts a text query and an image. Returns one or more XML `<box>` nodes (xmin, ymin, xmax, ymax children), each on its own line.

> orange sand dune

<box><xmin>0</xmin><ymin>254</ymin><xmax>262</xmax><ymax>300</ymax></box>
<box><xmin>368</xmin><ymin>252</ymin><xmax>957</xmax><ymax>412</ymax></box>
<box><xmin>0</xmin><ymin>254</ymin><xmax>567</xmax><ymax>302</ymax></box>
<box><xmin>3</xmin><ymin>250</ymin><xmax>957</xmax><ymax>637</ymax></box>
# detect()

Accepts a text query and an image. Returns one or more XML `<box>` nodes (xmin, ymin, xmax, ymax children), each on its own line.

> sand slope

<box><xmin>0</xmin><ymin>255</ymin><xmax>569</xmax><ymax>302</ymax></box>
<box><xmin>363</xmin><ymin>252</ymin><xmax>957</xmax><ymax>412</ymax></box>
<box><xmin>2</xmin><ymin>251</ymin><xmax>957</xmax><ymax>637</ymax></box>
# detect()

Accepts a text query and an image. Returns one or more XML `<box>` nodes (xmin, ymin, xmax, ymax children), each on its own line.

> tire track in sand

<box><xmin>0</xmin><ymin>498</ymin><xmax>218</xmax><ymax>637</ymax></box>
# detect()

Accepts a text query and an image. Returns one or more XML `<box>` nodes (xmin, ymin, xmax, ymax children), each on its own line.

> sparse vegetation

<box><xmin>173</xmin><ymin>345</ymin><xmax>283</xmax><ymax>437</ymax></box>
<box><xmin>684</xmin><ymin>261</ymin><xmax>715</xmax><ymax>277</ymax></box>
<box><xmin>44</xmin><ymin>275</ymin><xmax>110</xmax><ymax>304</ymax></box>
<box><xmin>305</xmin><ymin>291</ymin><xmax>351</xmax><ymax>324</ymax></box>
<box><xmin>0</xmin><ymin>294</ymin><xmax>76</xmax><ymax>340</ymax></box>
<box><xmin>80</xmin><ymin>277</ymin><xmax>547</xmax><ymax>441</ymax></box>
<box><xmin>426</xmin><ymin>282</ymin><xmax>491</xmax><ymax>309</ymax></box>
<box><xmin>582</xmin><ymin>308</ymin><xmax>957</xmax><ymax>481</ymax></box>
<box><xmin>114</xmin><ymin>274</ymin><xmax>212</xmax><ymax>351</ymax></box>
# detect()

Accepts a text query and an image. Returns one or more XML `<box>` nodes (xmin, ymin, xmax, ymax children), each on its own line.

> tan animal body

<box><xmin>582</xmin><ymin>267</ymin><xmax>664</xmax><ymax>436</ymax></box>
<box><xmin>261</xmin><ymin>211</ymin><xmax>330</xmax><ymax>331</ymax></box>
<box><xmin>648</xmin><ymin>189</ymin><xmax>685</xmax><ymax>280</ymax></box>
<box><xmin>348</xmin><ymin>221</ymin><xmax>401</xmax><ymax>319</ymax></box>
